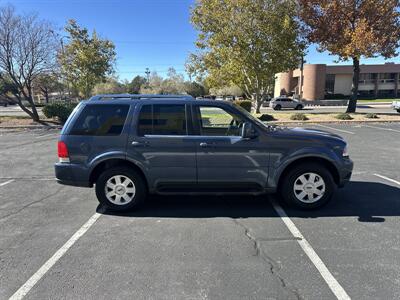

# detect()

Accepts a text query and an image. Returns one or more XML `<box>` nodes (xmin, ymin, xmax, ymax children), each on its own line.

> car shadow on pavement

<box><xmin>98</xmin><ymin>181</ymin><xmax>400</xmax><ymax>223</ymax></box>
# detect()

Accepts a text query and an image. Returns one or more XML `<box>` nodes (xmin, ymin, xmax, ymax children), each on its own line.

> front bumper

<box><xmin>338</xmin><ymin>157</ymin><xmax>353</xmax><ymax>187</ymax></box>
<box><xmin>55</xmin><ymin>163</ymin><xmax>92</xmax><ymax>188</ymax></box>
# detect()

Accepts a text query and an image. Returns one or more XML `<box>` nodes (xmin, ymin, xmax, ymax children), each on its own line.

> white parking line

<box><xmin>9</xmin><ymin>211</ymin><xmax>103</xmax><ymax>300</ymax></box>
<box><xmin>314</xmin><ymin>124</ymin><xmax>355</xmax><ymax>135</ymax></box>
<box><xmin>363</xmin><ymin>125</ymin><xmax>400</xmax><ymax>133</ymax></box>
<box><xmin>374</xmin><ymin>174</ymin><xmax>400</xmax><ymax>186</ymax></box>
<box><xmin>271</xmin><ymin>199</ymin><xmax>350</xmax><ymax>300</ymax></box>
<box><xmin>0</xmin><ymin>179</ymin><xmax>14</xmax><ymax>187</ymax></box>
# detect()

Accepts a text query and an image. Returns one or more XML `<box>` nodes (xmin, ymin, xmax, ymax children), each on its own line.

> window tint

<box><xmin>137</xmin><ymin>104</ymin><xmax>187</xmax><ymax>136</ymax></box>
<box><xmin>197</xmin><ymin>106</ymin><xmax>244</xmax><ymax>136</ymax></box>
<box><xmin>137</xmin><ymin>105</ymin><xmax>152</xmax><ymax>136</ymax></box>
<box><xmin>70</xmin><ymin>104</ymin><xmax>129</xmax><ymax>136</ymax></box>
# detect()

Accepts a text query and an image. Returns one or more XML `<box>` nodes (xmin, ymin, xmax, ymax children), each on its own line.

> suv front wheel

<box><xmin>95</xmin><ymin>167</ymin><xmax>147</xmax><ymax>211</ymax></box>
<box><xmin>280</xmin><ymin>163</ymin><xmax>336</xmax><ymax>209</ymax></box>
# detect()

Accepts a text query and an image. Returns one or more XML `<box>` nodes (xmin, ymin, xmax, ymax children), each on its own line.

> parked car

<box><xmin>55</xmin><ymin>94</ymin><xmax>353</xmax><ymax>211</ymax></box>
<box><xmin>392</xmin><ymin>100</ymin><xmax>400</xmax><ymax>113</ymax></box>
<box><xmin>261</xmin><ymin>96</ymin><xmax>272</xmax><ymax>107</ymax></box>
<box><xmin>270</xmin><ymin>97</ymin><xmax>304</xmax><ymax>110</ymax></box>
<box><xmin>0</xmin><ymin>98</ymin><xmax>9</xmax><ymax>107</ymax></box>
<box><xmin>215</xmin><ymin>96</ymin><xmax>224</xmax><ymax>101</ymax></box>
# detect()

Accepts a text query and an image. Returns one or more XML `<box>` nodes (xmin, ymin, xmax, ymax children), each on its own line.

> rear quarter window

<box><xmin>69</xmin><ymin>104</ymin><xmax>129</xmax><ymax>136</ymax></box>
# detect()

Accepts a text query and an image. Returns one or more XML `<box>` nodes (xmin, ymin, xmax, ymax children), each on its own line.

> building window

<box><xmin>359</xmin><ymin>73</ymin><xmax>376</xmax><ymax>84</ymax></box>
<box><xmin>325</xmin><ymin>74</ymin><xmax>335</xmax><ymax>94</ymax></box>
<box><xmin>378</xmin><ymin>73</ymin><xmax>395</xmax><ymax>83</ymax></box>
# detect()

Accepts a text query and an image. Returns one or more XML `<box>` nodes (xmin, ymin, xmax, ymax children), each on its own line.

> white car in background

<box><xmin>269</xmin><ymin>97</ymin><xmax>304</xmax><ymax>110</ymax></box>
<box><xmin>392</xmin><ymin>100</ymin><xmax>400</xmax><ymax>113</ymax></box>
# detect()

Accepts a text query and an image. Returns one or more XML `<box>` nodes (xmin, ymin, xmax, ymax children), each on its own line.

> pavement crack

<box><xmin>0</xmin><ymin>186</ymin><xmax>64</xmax><ymax>221</ymax></box>
<box><xmin>232</xmin><ymin>218</ymin><xmax>302</xmax><ymax>300</ymax></box>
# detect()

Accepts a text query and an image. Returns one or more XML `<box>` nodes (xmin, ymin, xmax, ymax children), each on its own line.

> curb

<box><xmin>0</xmin><ymin>125</ymin><xmax>61</xmax><ymax>129</ymax></box>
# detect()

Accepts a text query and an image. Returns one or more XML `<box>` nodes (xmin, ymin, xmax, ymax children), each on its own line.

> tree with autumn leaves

<box><xmin>299</xmin><ymin>0</ymin><xmax>400</xmax><ymax>113</ymax></box>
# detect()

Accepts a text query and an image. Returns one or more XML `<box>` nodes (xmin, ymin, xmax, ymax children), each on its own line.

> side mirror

<box><xmin>241</xmin><ymin>122</ymin><xmax>258</xmax><ymax>139</ymax></box>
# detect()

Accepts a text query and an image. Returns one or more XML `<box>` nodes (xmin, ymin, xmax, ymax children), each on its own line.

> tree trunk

<box><xmin>29</xmin><ymin>99</ymin><xmax>40</xmax><ymax>122</ymax></box>
<box><xmin>346</xmin><ymin>57</ymin><xmax>360</xmax><ymax>113</ymax></box>
<box><xmin>256</xmin><ymin>98</ymin><xmax>262</xmax><ymax>114</ymax></box>
<box><xmin>27</xmin><ymin>87</ymin><xmax>40</xmax><ymax>122</ymax></box>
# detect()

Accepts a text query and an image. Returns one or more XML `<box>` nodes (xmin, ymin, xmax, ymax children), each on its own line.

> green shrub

<box><xmin>43</xmin><ymin>103</ymin><xmax>77</xmax><ymax>123</ymax></box>
<box><xmin>290</xmin><ymin>113</ymin><xmax>308</xmax><ymax>121</ymax></box>
<box><xmin>258</xmin><ymin>114</ymin><xmax>275</xmax><ymax>121</ymax></box>
<box><xmin>335</xmin><ymin>113</ymin><xmax>353</xmax><ymax>120</ymax></box>
<box><xmin>233</xmin><ymin>100</ymin><xmax>252</xmax><ymax>112</ymax></box>
<box><xmin>365</xmin><ymin>113</ymin><xmax>379</xmax><ymax>119</ymax></box>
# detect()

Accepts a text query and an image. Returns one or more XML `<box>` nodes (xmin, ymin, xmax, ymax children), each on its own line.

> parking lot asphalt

<box><xmin>0</xmin><ymin>123</ymin><xmax>399</xmax><ymax>299</ymax></box>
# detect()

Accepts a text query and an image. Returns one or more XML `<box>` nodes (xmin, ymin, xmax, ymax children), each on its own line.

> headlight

<box><xmin>343</xmin><ymin>145</ymin><xmax>349</xmax><ymax>157</ymax></box>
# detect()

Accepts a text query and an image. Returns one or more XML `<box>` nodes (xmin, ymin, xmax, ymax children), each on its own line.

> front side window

<box><xmin>197</xmin><ymin>106</ymin><xmax>245</xmax><ymax>136</ymax></box>
<box><xmin>137</xmin><ymin>104</ymin><xmax>187</xmax><ymax>136</ymax></box>
<box><xmin>70</xmin><ymin>104</ymin><xmax>129</xmax><ymax>136</ymax></box>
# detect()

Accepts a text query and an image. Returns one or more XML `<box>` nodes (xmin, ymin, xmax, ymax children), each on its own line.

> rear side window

<box><xmin>138</xmin><ymin>104</ymin><xmax>187</xmax><ymax>136</ymax></box>
<box><xmin>70</xmin><ymin>104</ymin><xmax>129</xmax><ymax>136</ymax></box>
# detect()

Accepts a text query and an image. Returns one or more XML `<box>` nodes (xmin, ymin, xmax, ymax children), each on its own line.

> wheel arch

<box><xmin>89</xmin><ymin>159</ymin><xmax>149</xmax><ymax>191</ymax></box>
<box><xmin>277</xmin><ymin>156</ymin><xmax>340</xmax><ymax>191</ymax></box>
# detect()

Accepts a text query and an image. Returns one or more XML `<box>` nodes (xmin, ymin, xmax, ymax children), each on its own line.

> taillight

<box><xmin>58</xmin><ymin>141</ymin><xmax>70</xmax><ymax>163</ymax></box>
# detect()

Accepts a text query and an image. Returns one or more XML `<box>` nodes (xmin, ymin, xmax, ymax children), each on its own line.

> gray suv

<box><xmin>55</xmin><ymin>94</ymin><xmax>353</xmax><ymax>211</ymax></box>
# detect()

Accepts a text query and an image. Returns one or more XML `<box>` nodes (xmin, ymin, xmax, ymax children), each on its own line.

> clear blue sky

<box><xmin>7</xmin><ymin>0</ymin><xmax>400</xmax><ymax>81</ymax></box>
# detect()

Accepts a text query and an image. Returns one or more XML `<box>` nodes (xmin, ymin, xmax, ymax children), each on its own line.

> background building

<box><xmin>274</xmin><ymin>63</ymin><xmax>400</xmax><ymax>100</ymax></box>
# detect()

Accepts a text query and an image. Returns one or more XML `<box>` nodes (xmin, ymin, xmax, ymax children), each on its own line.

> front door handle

<box><xmin>199</xmin><ymin>142</ymin><xmax>209</xmax><ymax>148</ymax></box>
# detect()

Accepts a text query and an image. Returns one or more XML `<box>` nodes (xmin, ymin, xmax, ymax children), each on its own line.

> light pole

<box><xmin>49</xmin><ymin>30</ymin><xmax>70</xmax><ymax>100</ymax></box>
<box><xmin>145</xmin><ymin>68</ymin><xmax>151</xmax><ymax>87</ymax></box>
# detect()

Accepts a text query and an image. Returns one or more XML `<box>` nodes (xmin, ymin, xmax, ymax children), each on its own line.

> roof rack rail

<box><xmin>89</xmin><ymin>94</ymin><xmax>194</xmax><ymax>101</ymax></box>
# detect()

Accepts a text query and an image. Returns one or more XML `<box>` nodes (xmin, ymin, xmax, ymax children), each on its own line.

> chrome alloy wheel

<box><xmin>293</xmin><ymin>172</ymin><xmax>325</xmax><ymax>203</ymax></box>
<box><xmin>105</xmin><ymin>175</ymin><xmax>136</xmax><ymax>205</ymax></box>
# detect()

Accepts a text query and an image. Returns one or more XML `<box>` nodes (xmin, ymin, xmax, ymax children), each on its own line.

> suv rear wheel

<box><xmin>280</xmin><ymin>163</ymin><xmax>336</xmax><ymax>209</ymax></box>
<box><xmin>95</xmin><ymin>167</ymin><xmax>147</xmax><ymax>211</ymax></box>
<box><xmin>274</xmin><ymin>104</ymin><xmax>282</xmax><ymax>110</ymax></box>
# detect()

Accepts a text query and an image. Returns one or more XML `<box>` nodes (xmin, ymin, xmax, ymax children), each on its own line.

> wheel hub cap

<box><xmin>293</xmin><ymin>172</ymin><xmax>325</xmax><ymax>203</ymax></box>
<box><xmin>105</xmin><ymin>175</ymin><xmax>136</xmax><ymax>205</ymax></box>
<box><xmin>115</xmin><ymin>185</ymin><xmax>126</xmax><ymax>195</ymax></box>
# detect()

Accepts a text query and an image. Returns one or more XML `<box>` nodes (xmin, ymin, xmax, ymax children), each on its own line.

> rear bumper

<box><xmin>55</xmin><ymin>163</ymin><xmax>92</xmax><ymax>188</ymax></box>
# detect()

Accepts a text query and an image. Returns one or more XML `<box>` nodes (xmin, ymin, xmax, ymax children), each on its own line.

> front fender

<box><xmin>268</xmin><ymin>146</ymin><xmax>341</xmax><ymax>189</ymax></box>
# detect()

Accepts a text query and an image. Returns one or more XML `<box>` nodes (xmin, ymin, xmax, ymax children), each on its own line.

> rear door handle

<box><xmin>199</xmin><ymin>142</ymin><xmax>209</xmax><ymax>148</ymax></box>
<box><xmin>131</xmin><ymin>141</ymin><xmax>149</xmax><ymax>147</ymax></box>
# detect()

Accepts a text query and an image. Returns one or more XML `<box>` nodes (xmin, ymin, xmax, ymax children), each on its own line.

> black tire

<box><xmin>397</xmin><ymin>109</ymin><xmax>400</xmax><ymax>113</ymax></box>
<box><xmin>95</xmin><ymin>167</ymin><xmax>147</xmax><ymax>211</ymax></box>
<box><xmin>279</xmin><ymin>163</ymin><xmax>336</xmax><ymax>209</ymax></box>
<box><xmin>295</xmin><ymin>105</ymin><xmax>302</xmax><ymax>110</ymax></box>
<box><xmin>274</xmin><ymin>104</ymin><xmax>282</xmax><ymax>111</ymax></box>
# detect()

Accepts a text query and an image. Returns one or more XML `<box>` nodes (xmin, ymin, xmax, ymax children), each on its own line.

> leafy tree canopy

<box><xmin>188</xmin><ymin>0</ymin><xmax>305</xmax><ymax>112</ymax></box>
<box><xmin>59</xmin><ymin>19</ymin><xmax>116</xmax><ymax>99</ymax></box>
